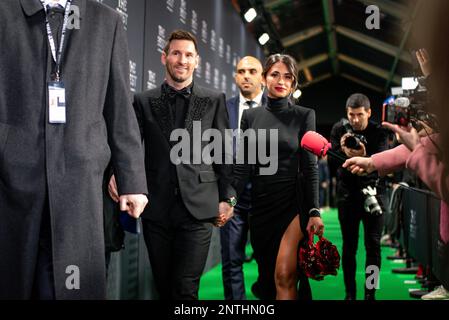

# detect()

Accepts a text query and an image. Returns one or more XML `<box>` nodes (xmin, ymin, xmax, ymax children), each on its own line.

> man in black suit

<box><xmin>109</xmin><ymin>30</ymin><xmax>236</xmax><ymax>300</ymax></box>
<box><xmin>220</xmin><ymin>56</ymin><xmax>265</xmax><ymax>300</ymax></box>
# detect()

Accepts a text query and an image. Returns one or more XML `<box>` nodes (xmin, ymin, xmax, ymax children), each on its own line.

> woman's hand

<box><xmin>342</xmin><ymin>156</ymin><xmax>376</xmax><ymax>176</ymax></box>
<box><xmin>382</xmin><ymin>122</ymin><xmax>421</xmax><ymax>152</ymax></box>
<box><xmin>307</xmin><ymin>217</ymin><xmax>324</xmax><ymax>237</ymax></box>
<box><xmin>416</xmin><ymin>48</ymin><xmax>431</xmax><ymax>77</ymax></box>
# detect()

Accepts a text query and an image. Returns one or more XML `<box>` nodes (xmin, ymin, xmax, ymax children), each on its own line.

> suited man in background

<box><xmin>0</xmin><ymin>0</ymin><xmax>148</xmax><ymax>299</ymax></box>
<box><xmin>109</xmin><ymin>30</ymin><xmax>236</xmax><ymax>300</ymax></box>
<box><xmin>220</xmin><ymin>56</ymin><xmax>265</xmax><ymax>300</ymax></box>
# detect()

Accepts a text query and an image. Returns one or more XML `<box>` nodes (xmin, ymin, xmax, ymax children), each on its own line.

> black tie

<box><xmin>164</xmin><ymin>85</ymin><xmax>191</xmax><ymax>129</ymax></box>
<box><xmin>165</xmin><ymin>83</ymin><xmax>191</xmax><ymax>101</ymax></box>
<box><xmin>245</xmin><ymin>100</ymin><xmax>256</xmax><ymax>108</ymax></box>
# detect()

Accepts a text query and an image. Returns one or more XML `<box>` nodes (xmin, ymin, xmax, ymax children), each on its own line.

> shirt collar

<box><xmin>43</xmin><ymin>0</ymin><xmax>68</xmax><ymax>9</ymax></box>
<box><xmin>239</xmin><ymin>90</ymin><xmax>263</xmax><ymax>107</ymax></box>
<box><xmin>20</xmin><ymin>0</ymin><xmax>45</xmax><ymax>16</ymax></box>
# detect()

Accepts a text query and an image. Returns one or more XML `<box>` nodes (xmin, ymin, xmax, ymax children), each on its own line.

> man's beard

<box><xmin>167</xmin><ymin>64</ymin><xmax>191</xmax><ymax>83</ymax></box>
<box><xmin>240</xmin><ymin>87</ymin><xmax>256</xmax><ymax>97</ymax></box>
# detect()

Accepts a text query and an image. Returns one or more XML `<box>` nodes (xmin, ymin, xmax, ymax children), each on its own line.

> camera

<box><xmin>362</xmin><ymin>186</ymin><xmax>383</xmax><ymax>216</ymax></box>
<box><xmin>341</xmin><ymin>119</ymin><xmax>368</xmax><ymax>150</ymax></box>
<box><xmin>382</xmin><ymin>76</ymin><xmax>439</xmax><ymax>131</ymax></box>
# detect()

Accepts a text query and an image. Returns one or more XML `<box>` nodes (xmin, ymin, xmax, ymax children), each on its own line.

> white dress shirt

<box><xmin>43</xmin><ymin>0</ymin><xmax>68</xmax><ymax>9</ymax></box>
<box><xmin>237</xmin><ymin>90</ymin><xmax>264</xmax><ymax>130</ymax></box>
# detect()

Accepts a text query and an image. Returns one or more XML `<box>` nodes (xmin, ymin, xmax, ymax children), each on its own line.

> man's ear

<box><xmin>161</xmin><ymin>51</ymin><xmax>167</xmax><ymax>66</ymax></box>
<box><xmin>367</xmin><ymin>108</ymin><xmax>372</xmax><ymax>118</ymax></box>
<box><xmin>194</xmin><ymin>54</ymin><xmax>200</xmax><ymax>69</ymax></box>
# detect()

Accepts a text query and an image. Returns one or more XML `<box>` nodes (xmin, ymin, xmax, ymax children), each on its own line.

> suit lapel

<box><xmin>149</xmin><ymin>87</ymin><xmax>174</xmax><ymax>146</ymax></box>
<box><xmin>230</xmin><ymin>96</ymin><xmax>239</xmax><ymax>130</ymax></box>
<box><xmin>149</xmin><ymin>84</ymin><xmax>210</xmax><ymax>145</ymax></box>
<box><xmin>184</xmin><ymin>85</ymin><xmax>210</xmax><ymax>134</ymax></box>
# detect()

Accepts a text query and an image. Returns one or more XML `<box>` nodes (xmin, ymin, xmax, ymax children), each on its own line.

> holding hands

<box><xmin>214</xmin><ymin>201</ymin><xmax>234</xmax><ymax>227</ymax></box>
<box><xmin>108</xmin><ymin>174</ymin><xmax>148</xmax><ymax>218</ymax></box>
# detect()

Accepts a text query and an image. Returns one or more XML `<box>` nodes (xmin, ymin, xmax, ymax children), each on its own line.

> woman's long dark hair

<box><xmin>262</xmin><ymin>54</ymin><xmax>299</xmax><ymax>91</ymax></box>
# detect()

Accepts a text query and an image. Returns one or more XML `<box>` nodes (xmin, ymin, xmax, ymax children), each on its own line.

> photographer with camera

<box><xmin>329</xmin><ymin>93</ymin><xmax>388</xmax><ymax>300</ymax></box>
<box><xmin>342</xmin><ymin>37</ymin><xmax>449</xmax><ymax>299</ymax></box>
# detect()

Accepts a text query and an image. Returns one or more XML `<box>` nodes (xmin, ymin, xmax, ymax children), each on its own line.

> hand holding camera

<box><xmin>340</xmin><ymin>133</ymin><xmax>367</xmax><ymax>157</ymax></box>
<box><xmin>382</xmin><ymin>121</ymin><xmax>421</xmax><ymax>152</ymax></box>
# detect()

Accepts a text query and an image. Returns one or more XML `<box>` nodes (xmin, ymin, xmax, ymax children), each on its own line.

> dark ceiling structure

<box><xmin>233</xmin><ymin>0</ymin><xmax>423</xmax><ymax>95</ymax></box>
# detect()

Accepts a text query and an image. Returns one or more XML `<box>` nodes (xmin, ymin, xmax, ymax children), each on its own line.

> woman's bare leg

<box><xmin>275</xmin><ymin>215</ymin><xmax>304</xmax><ymax>300</ymax></box>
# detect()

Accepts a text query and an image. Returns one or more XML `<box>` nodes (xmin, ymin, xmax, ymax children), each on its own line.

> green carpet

<box><xmin>199</xmin><ymin>208</ymin><xmax>419</xmax><ymax>300</ymax></box>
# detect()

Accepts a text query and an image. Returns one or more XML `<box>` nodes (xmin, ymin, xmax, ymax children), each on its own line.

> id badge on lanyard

<box><xmin>48</xmin><ymin>82</ymin><xmax>66</xmax><ymax>123</ymax></box>
<box><xmin>41</xmin><ymin>0</ymin><xmax>72</xmax><ymax>124</ymax></box>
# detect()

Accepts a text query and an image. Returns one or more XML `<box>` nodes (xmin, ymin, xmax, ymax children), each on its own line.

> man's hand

<box><xmin>341</xmin><ymin>133</ymin><xmax>367</xmax><ymax>157</ymax></box>
<box><xmin>109</xmin><ymin>174</ymin><xmax>148</xmax><ymax>218</ymax></box>
<box><xmin>382</xmin><ymin>122</ymin><xmax>421</xmax><ymax>152</ymax></box>
<box><xmin>306</xmin><ymin>217</ymin><xmax>324</xmax><ymax>237</ymax></box>
<box><xmin>342</xmin><ymin>156</ymin><xmax>376</xmax><ymax>176</ymax></box>
<box><xmin>120</xmin><ymin>194</ymin><xmax>148</xmax><ymax>219</ymax></box>
<box><xmin>214</xmin><ymin>202</ymin><xmax>234</xmax><ymax>227</ymax></box>
<box><xmin>108</xmin><ymin>174</ymin><xmax>120</xmax><ymax>203</ymax></box>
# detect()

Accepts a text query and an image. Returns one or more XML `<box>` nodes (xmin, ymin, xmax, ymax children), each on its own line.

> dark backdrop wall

<box><xmin>143</xmin><ymin>0</ymin><xmax>264</xmax><ymax>96</ymax></box>
<box><xmin>95</xmin><ymin>0</ymin><xmax>263</xmax><ymax>300</ymax></box>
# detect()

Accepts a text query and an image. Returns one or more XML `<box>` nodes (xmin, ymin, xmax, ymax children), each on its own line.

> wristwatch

<box><xmin>226</xmin><ymin>197</ymin><xmax>237</xmax><ymax>207</ymax></box>
<box><xmin>309</xmin><ymin>208</ymin><xmax>321</xmax><ymax>218</ymax></box>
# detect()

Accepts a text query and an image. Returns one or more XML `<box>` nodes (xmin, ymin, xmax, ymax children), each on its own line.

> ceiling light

<box><xmin>258</xmin><ymin>33</ymin><xmax>270</xmax><ymax>45</ymax></box>
<box><xmin>244</xmin><ymin>8</ymin><xmax>257</xmax><ymax>23</ymax></box>
<box><xmin>293</xmin><ymin>89</ymin><xmax>302</xmax><ymax>99</ymax></box>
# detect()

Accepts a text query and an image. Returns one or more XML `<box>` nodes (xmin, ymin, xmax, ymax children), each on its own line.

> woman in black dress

<box><xmin>234</xmin><ymin>54</ymin><xmax>324</xmax><ymax>300</ymax></box>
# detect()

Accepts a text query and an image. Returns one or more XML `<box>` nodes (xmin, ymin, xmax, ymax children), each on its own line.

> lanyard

<box><xmin>40</xmin><ymin>0</ymin><xmax>72</xmax><ymax>82</ymax></box>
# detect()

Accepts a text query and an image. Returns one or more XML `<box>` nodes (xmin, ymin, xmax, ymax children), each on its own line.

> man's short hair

<box><xmin>163</xmin><ymin>29</ymin><xmax>199</xmax><ymax>55</ymax></box>
<box><xmin>346</xmin><ymin>93</ymin><xmax>371</xmax><ymax>110</ymax></box>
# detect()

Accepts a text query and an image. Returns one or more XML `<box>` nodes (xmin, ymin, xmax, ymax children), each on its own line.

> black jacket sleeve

<box><xmin>213</xmin><ymin>93</ymin><xmax>236</xmax><ymax>201</ymax></box>
<box><xmin>103</xmin><ymin>16</ymin><xmax>147</xmax><ymax>196</ymax></box>
<box><xmin>232</xmin><ymin>110</ymin><xmax>252</xmax><ymax>198</ymax></box>
<box><xmin>299</xmin><ymin>109</ymin><xmax>320</xmax><ymax>216</ymax></box>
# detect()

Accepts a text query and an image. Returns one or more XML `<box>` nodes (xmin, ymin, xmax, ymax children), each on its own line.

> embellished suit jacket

<box><xmin>133</xmin><ymin>83</ymin><xmax>235</xmax><ymax>220</ymax></box>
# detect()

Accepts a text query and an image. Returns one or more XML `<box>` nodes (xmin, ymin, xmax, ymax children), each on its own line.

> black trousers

<box><xmin>142</xmin><ymin>196</ymin><xmax>213</xmax><ymax>300</ymax></box>
<box><xmin>31</xmin><ymin>201</ymin><xmax>55</xmax><ymax>300</ymax></box>
<box><xmin>338</xmin><ymin>199</ymin><xmax>384</xmax><ymax>298</ymax></box>
<box><xmin>219</xmin><ymin>187</ymin><xmax>251</xmax><ymax>300</ymax></box>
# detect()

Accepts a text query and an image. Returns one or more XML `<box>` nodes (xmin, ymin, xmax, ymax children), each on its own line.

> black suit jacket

<box><xmin>133</xmin><ymin>83</ymin><xmax>235</xmax><ymax>221</ymax></box>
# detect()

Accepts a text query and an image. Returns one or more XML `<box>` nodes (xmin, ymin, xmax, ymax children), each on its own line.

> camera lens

<box><xmin>344</xmin><ymin>135</ymin><xmax>361</xmax><ymax>149</ymax></box>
